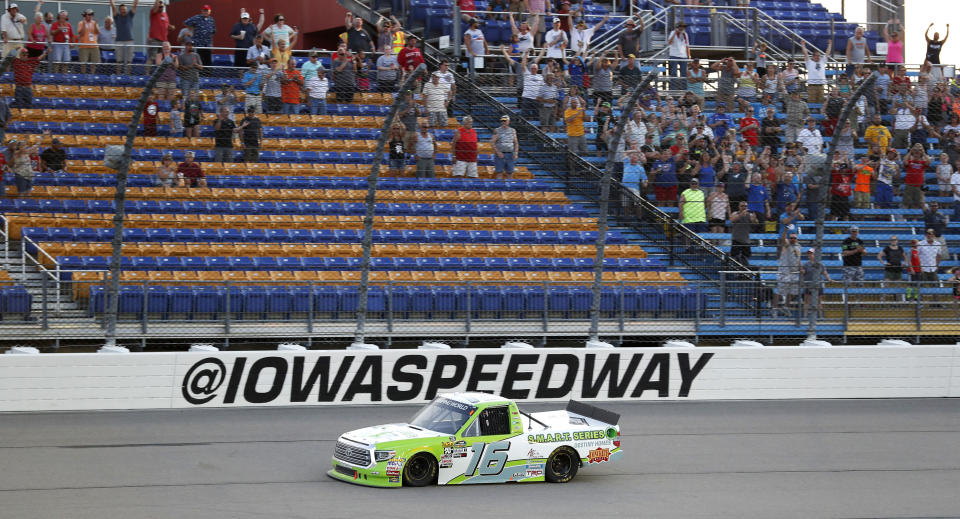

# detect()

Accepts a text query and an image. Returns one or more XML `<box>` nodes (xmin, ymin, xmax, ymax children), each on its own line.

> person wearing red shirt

<box><xmin>176</xmin><ymin>151</ymin><xmax>206</xmax><ymax>187</ymax></box>
<box><xmin>458</xmin><ymin>0</ymin><xmax>476</xmax><ymax>23</ymax></box>
<box><xmin>12</xmin><ymin>47</ymin><xmax>44</xmax><ymax>107</ymax></box>
<box><xmin>396</xmin><ymin>37</ymin><xmax>423</xmax><ymax>81</ymax></box>
<box><xmin>147</xmin><ymin>0</ymin><xmax>174</xmax><ymax>70</ymax></box>
<box><xmin>906</xmin><ymin>238</ymin><xmax>922</xmax><ymax>300</ymax></box>
<box><xmin>738</xmin><ymin>106</ymin><xmax>760</xmax><ymax>147</ymax></box>
<box><xmin>142</xmin><ymin>95</ymin><xmax>159</xmax><ymax>136</ymax></box>
<box><xmin>902</xmin><ymin>143</ymin><xmax>929</xmax><ymax>209</ymax></box>
<box><xmin>451</xmin><ymin>115</ymin><xmax>478</xmax><ymax>178</ymax></box>
<box><xmin>829</xmin><ymin>151</ymin><xmax>853</xmax><ymax>221</ymax></box>
<box><xmin>49</xmin><ymin>11</ymin><xmax>75</xmax><ymax>74</ymax></box>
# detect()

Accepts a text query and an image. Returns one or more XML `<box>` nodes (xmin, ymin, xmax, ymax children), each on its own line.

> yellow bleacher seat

<box><xmin>270</xmin><ymin>271</ymin><xmax>297</xmax><ymax>282</ymax></box>
<box><xmin>457</xmin><ymin>271</ymin><xmax>482</xmax><ymax>282</ymax></box>
<box><xmin>198</xmin><ymin>271</ymin><xmax>225</xmax><ymax>283</ymax></box>
<box><xmin>294</xmin><ymin>271</ymin><xmax>321</xmax><ymax>282</ymax></box>
<box><xmin>659</xmin><ymin>272</ymin><xmax>686</xmax><ymax>285</ymax></box>
<box><xmin>246</xmin><ymin>271</ymin><xmax>271</xmax><ymax>283</ymax></box>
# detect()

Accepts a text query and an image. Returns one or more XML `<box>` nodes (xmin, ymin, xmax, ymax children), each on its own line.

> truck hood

<box><xmin>341</xmin><ymin>423</ymin><xmax>443</xmax><ymax>446</ymax></box>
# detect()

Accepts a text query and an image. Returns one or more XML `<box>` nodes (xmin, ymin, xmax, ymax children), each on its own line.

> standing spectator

<box><xmin>413</xmin><ymin>125</ymin><xmax>436</xmax><ymax>179</ymax></box>
<box><xmin>246</xmin><ymin>34</ymin><xmax>270</xmax><ymax>67</ymax></box>
<box><xmin>142</xmin><ymin>94</ymin><xmax>158</xmax><ymax>136</ymax></box>
<box><xmin>184</xmin><ymin>5</ymin><xmax>216</xmax><ymax>67</ymax></box>
<box><xmin>829</xmin><ymin>152</ymin><xmax>853</xmax><ymax>221</ymax></box>
<box><xmin>588</xmin><ymin>51</ymin><xmax>614</xmax><ymax>108</ymax></box>
<box><xmin>909</xmin><ymin>106</ymin><xmax>938</xmax><ymax>151</ymax></box>
<box><xmin>375</xmin><ymin>15</ymin><xmax>403</xmax><ymax>56</ymax></box>
<box><xmin>177</xmin><ymin>40</ymin><xmax>202</xmax><ymax>98</ymax></box>
<box><xmin>544</xmin><ymin>17</ymin><xmax>566</xmax><ymax>59</ymax></box>
<box><xmin>182</xmin><ymin>91</ymin><xmax>202</xmax><ymax>138</ymax></box>
<box><xmin>760</xmin><ymin>107</ymin><xmax>782</xmax><ymax>155</ymax></box>
<box><xmin>344</xmin><ymin>13</ymin><xmax>372</xmax><ymax>54</ymax></box>
<box><xmin>686</xmin><ymin>58</ymin><xmax>706</xmax><ymax>108</ymax></box>
<box><xmin>76</xmin><ymin>9</ymin><xmax>100</xmax><ymax>75</ymax></box>
<box><xmin>9</xmin><ymin>139</ymin><xmax>38</xmax><ymax>197</ymax></box>
<box><xmin>569</xmin><ymin>14</ymin><xmax>607</xmax><ymax>54</ymax></box>
<box><xmin>864</xmin><ymin>114</ymin><xmax>891</xmax><ymax>154</ymax></box>
<box><xmin>516</xmin><ymin>53</ymin><xmax>543</xmax><ymax>120</ymax></box>
<box><xmin>26</xmin><ymin>12</ymin><xmax>48</xmax><ymax>59</ymax></box>
<box><xmin>707</xmin><ymin>183</ymin><xmax>730</xmax><ymax>233</ymax></box>
<box><xmin>436</xmin><ymin>60</ymin><xmax>455</xmax><ymax>100</ymax></box>
<box><xmin>617</xmin><ymin>16</ymin><xmax>644</xmax><ymax>59</ymax></box>
<box><xmin>746</xmin><ymin>173</ymin><xmax>771</xmax><ymax>227</ymax></box>
<box><xmin>375</xmin><ymin>45</ymin><xmax>399</xmax><ymax>92</ymax></box>
<box><xmin>951</xmin><ymin>267</ymin><xmax>960</xmax><ymax>317</ymax></box>
<box><xmin>679</xmin><ymin>177</ymin><xmax>707</xmax><ymax>233</ymax></box>
<box><xmin>902</xmin><ymin>143</ymin><xmax>929</xmax><ymax>209</ymax></box>
<box><xmin>508</xmin><ymin>12</ymin><xmax>536</xmax><ymax>55</ymax></box>
<box><xmin>917</xmin><ymin>228</ymin><xmax>941</xmax><ymax>287</ymax></box>
<box><xmin>169</xmin><ymin>93</ymin><xmax>183</xmax><ymax>136</ymax></box>
<box><xmin>801</xmin><ymin>40</ymin><xmax>831</xmax><ymax>104</ymax></box>
<box><xmin>923</xmin><ymin>201</ymin><xmax>949</xmax><ymax>259</ymax></box>
<box><xmin>936</xmin><ymin>153</ymin><xmax>954</xmax><ymax>197</ymax></box>
<box><xmin>802</xmin><ymin>248</ymin><xmax>830</xmax><ymax>317</ymax></box>
<box><xmin>878</xmin><ymin>236</ymin><xmax>905</xmax><ymax>295</ymax></box>
<box><xmin>38</xmin><ymin>137</ymin><xmax>66</xmax><ymax>172</ymax></box>
<box><xmin>109</xmin><ymin>0</ymin><xmax>138</xmax><ymax>75</ymax></box>
<box><xmin>332</xmin><ymin>49</ymin><xmax>356</xmax><ymax>103</ymax></box>
<box><xmin>841</xmin><ymin>226</ymin><xmax>866</xmax><ymax>302</ymax></box>
<box><xmin>776</xmin><ymin>198</ymin><xmax>802</xmax><ymax>244</ymax></box>
<box><xmin>239</xmin><ymin>106</ymin><xmax>262</xmax><ymax>163</ymax></box>
<box><xmin>724</xmin><ymin>160</ymin><xmax>749</xmax><ymax>206</ymax></box>
<box><xmin>305</xmin><ymin>69</ymin><xmax>329</xmax><ymax>116</ymax></box>
<box><xmin>259</xmin><ymin>58</ymin><xmax>283</xmax><ymax>113</ymax></box>
<box><xmin>281</xmin><ymin>58</ymin><xmax>303</xmax><ymax>115</ymax></box>
<box><xmin>711</xmin><ymin>58</ymin><xmax>739</xmax><ymax>113</ymax></box>
<box><xmin>666</xmin><ymin>22</ymin><xmax>690</xmax><ymax>90</ymax></box>
<box><xmin>801</xmin><ymin>154</ymin><xmax>827</xmax><ymax>219</ymax></box>
<box><xmin>783</xmin><ymin>90</ymin><xmax>809</xmax><ymax>144</ymax></box>
<box><xmin>177</xmin><ymin>151</ymin><xmax>206</xmax><ymax>187</ymax></box>
<box><xmin>950</xmin><ymin>159</ymin><xmax>960</xmax><ymax>221</ymax></box>
<box><xmin>215</xmin><ymin>85</ymin><xmax>237</xmax><ymax>122</ymax></box>
<box><xmin>397</xmin><ymin>90</ymin><xmax>419</xmax><ymax>149</ymax></box>
<box><xmin>263</xmin><ymin>13</ymin><xmax>297</xmax><ymax>52</ymax></box>
<box><xmin>537</xmin><ymin>73</ymin><xmax>559</xmax><ymax>131</ymax></box>
<box><xmin>155</xmin><ymin>43</ymin><xmax>179</xmax><ymax>102</ymax></box>
<box><xmin>99</xmin><ymin>15</ymin><xmax>116</xmax><ymax>70</ymax></box>
<box><xmin>355</xmin><ymin>49</ymin><xmax>372</xmax><ymax>96</ymax></box>
<box><xmin>147</xmin><ymin>0</ymin><xmax>173</xmax><ymax>71</ymax></box>
<box><xmin>738</xmin><ymin>107</ymin><xmax>760</xmax><ymax>149</ymax></box>
<box><xmin>852</xmin><ymin>154</ymin><xmax>876</xmax><ymax>213</ymax></box>
<box><xmin>729</xmin><ymin>200</ymin><xmax>756</xmax><ymax>265</ymax></box>
<box><xmin>735</xmin><ymin>61</ymin><xmax>759</xmax><ymax>111</ymax></box>
<box><xmin>464</xmin><ymin>18</ymin><xmax>487</xmax><ymax>79</ymax></box>
<box><xmin>230</xmin><ymin>9</ymin><xmax>264</xmax><ymax>71</ymax></box>
<box><xmin>241</xmin><ymin>62</ymin><xmax>263</xmax><ymax>114</ymax></box>
<box><xmin>396</xmin><ymin>36</ymin><xmax>424</xmax><ymax>81</ymax></box>
<box><xmin>875</xmin><ymin>148</ymin><xmax>900</xmax><ymax>209</ymax></box>
<box><xmin>906</xmin><ymin>238</ymin><xmax>922</xmax><ymax>301</ymax></box>
<box><xmin>622</xmin><ymin>152</ymin><xmax>648</xmax><ymax>198</ymax></box>
<box><xmin>708</xmin><ymin>101</ymin><xmax>732</xmax><ymax>142</ymax></box>
<box><xmin>423</xmin><ymin>72</ymin><xmax>450</xmax><ymax>130</ymax></box>
<box><xmin>492</xmin><ymin>115</ymin><xmax>519</xmax><ymax>180</ymax></box>
<box><xmin>12</xmin><ymin>46</ymin><xmax>44</xmax><ymax>108</ymax></box>
<box><xmin>0</xmin><ymin>97</ymin><xmax>10</xmax><ymax>144</ymax></box>
<box><xmin>797</xmin><ymin>118</ymin><xmax>823</xmax><ymax>154</ymax></box>
<box><xmin>881</xmin><ymin>18</ymin><xmax>904</xmax><ymax>66</ymax></box>
<box><xmin>773</xmin><ymin>233</ymin><xmax>802</xmax><ymax>317</ymax></box>
<box><xmin>451</xmin><ymin>115</ymin><xmax>479</xmax><ymax>178</ymax></box>
<box><xmin>563</xmin><ymin>96</ymin><xmax>587</xmax><ymax>160</ymax></box>
<box><xmin>650</xmin><ymin>148</ymin><xmax>678</xmax><ymax>206</ymax></box>
<box><xmin>387</xmin><ymin>123</ymin><xmax>406</xmax><ymax>177</ymax></box>
<box><xmin>845</xmin><ymin>26</ymin><xmax>870</xmax><ymax>77</ymax></box>
<box><xmin>1</xmin><ymin>4</ymin><xmax>27</xmax><ymax>55</ymax></box>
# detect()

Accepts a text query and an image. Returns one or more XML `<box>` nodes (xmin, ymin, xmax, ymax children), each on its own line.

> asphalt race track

<box><xmin>2</xmin><ymin>399</ymin><xmax>959</xmax><ymax>519</ymax></box>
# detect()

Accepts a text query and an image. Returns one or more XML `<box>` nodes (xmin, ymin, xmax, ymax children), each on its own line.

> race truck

<box><xmin>328</xmin><ymin>392</ymin><xmax>622</xmax><ymax>487</ymax></box>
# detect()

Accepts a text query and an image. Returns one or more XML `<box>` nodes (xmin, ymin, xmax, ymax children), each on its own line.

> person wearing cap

<box><xmin>451</xmin><ymin>116</ymin><xmax>479</xmax><ymax>178</ymax></box>
<box><xmin>841</xmin><ymin>226</ymin><xmax>866</xmax><ymax>302</ymax></box>
<box><xmin>229</xmin><ymin>8</ymin><xmax>264</xmax><ymax>71</ymax></box>
<box><xmin>177</xmin><ymin>39</ymin><xmax>202</xmax><ymax>99</ymax></box>
<box><xmin>464</xmin><ymin>17</ymin><xmax>487</xmax><ymax>79</ymax></box>
<box><xmin>772</xmin><ymin>232</ymin><xmax>802</xmax><ymax>317</ymax></box>
<box><xmin>801</xmin><ymin>248</ymin><xmax>830</xmax><ymax>317</ymax></box>
<box><xmin>75</xmin><ymin>8</ymin><xmax>100</xmax><ymax>75</ymax></box>
<box><xmin>570</xmin><ymin>12</ymin><xmax>607</xmax><ymax>54</ymax></box>
<box><xmin>666</xmin><ymin>21</ymin><xmax>690</xmax><ymax>90</ymax></box>
<box><xmin>39</xmin><ymin>137</ymin><xmax>66</xmax><ymax>172</ymax></box>
<box><xmin>108</xmin><ymin>0</ymin><xmax>138</xmax><ymax>74</ymax></box>
<box><xmin>797</xmin><ymin>118</ymin><xmax>823</xmax><ymax>154</ymax></box>
<box><xmin>711</xmin><ymin>58</ymin><xmax>740</xmax><ymax>113</ymax></box>
<box><xmin>184</xmin><ymin>5</ymin><xmax>216</xmax><ymax>67</ymax></box>
<box><xmin>684</xmin><ymin>58</ymin><xmax>705</xmax><ymax>108</ymax></box>
<box><xmin>1</xmin><ymin>3</ymin><xmax>27</xmax><ymax>55</ymax></box>
<box><xmin>492</xmin><ymin>115</ymin><xmax>519</xmax><ymax>180</ymax></box>
<box><xmin>147</xmin><ymin>0</ymin><xmax>174</xmax><ymax>72</ymax></box>
<box><xmin>238</xmin><ymin>106</ymin><xmax>262</xmax><ymax>163</ymax></box>
<box><xmin>396</xmin><ymin>36</ymin><xmax>423</xmax><ymax>81</ymax></box>
<box><xmin>617</xmin><ymin>16</ymin><xmax>645</xmax><ymax>59</ymax></box>
<box><xmin>679</xmin><ymin>177</ymin><xmax>707</xmax><ymax>233</ymax></box>
<box><xmin>543</xmin><ymin>16</ymin><xmax>566</xmax><ymax>59</ymax></box>
<box><xmin>555</xmin><ymin>0</ymin><xmax>575</xmax><ymax>33</ymax></box>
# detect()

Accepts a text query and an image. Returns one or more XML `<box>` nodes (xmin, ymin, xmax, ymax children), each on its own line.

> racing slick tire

<box><xmin>402</xmin><ymin>453</ymin><xmax>438</xmax><ymax>487</ymax></box>
<box><xmin>545</xmin><ymin>446</ymin><xmax>579</xmax><ymax>483</ymax></box>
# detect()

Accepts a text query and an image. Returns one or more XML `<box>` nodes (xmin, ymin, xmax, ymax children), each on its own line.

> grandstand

<box><xmin>0</xmin><ymin>0</ymin><xmax>956</xmax><ymax>349</ymax></box>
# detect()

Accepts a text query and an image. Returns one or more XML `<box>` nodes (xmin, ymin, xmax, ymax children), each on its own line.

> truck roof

<box><xmin>441</xmin><ymin>392</ymin><xmax>510</xmax><ymax>406</ymax></box>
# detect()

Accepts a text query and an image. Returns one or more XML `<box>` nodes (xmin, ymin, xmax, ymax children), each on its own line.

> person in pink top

<box><xmin>882</xmin><ymin>17</ymin><xmax>904</xmax><ymax>65</ymax></box>
<box><xmin>26</xmin><ymin>12</ymin><xmax>48</xmax><ymax>58</ymax></box>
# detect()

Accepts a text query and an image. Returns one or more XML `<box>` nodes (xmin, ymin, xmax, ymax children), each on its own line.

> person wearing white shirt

<box><xmin>667</xmin><ymin>22</ymin><xmax>690</xmax><ymax>89</ymax></box>
<box><xmin>544</xmin><ymin>17</ymin><xmax>567</xmax><ymax>59</ymax></box>
<box><xmin>951</xmin><ymin>168</ymin><xmax>960</xmax><ymax>220</ymax></box>
<box><xmin>801</xmin><ymin>40</ymin><xmax>832</xmax><ymax>103</ymax></box>
<box><xmin>508</xmin><ymin>12</ymin><xmax>536</xmax><ymax>54</ymax></box>
<box><xmin>305</xmin><ymin>69</ymin><xmax>329</xmax><ymax>115</ymax></box>
<box><xmin>246</xmin><ymin>35</ymin><xmax>271</xmax><ymax>66</ymax></box>
<box><xmin>917</xmin><ymin>230</ymin><xmax>941</xmax><ymax>280</ymax></box>
<box><xmin>626</xmin><ymin>110</ymin><xmax>647</xmax><ymax>149</ymax></box>
<box><xmin>1</xmin><ymin>4</ymin><xmax>27</xmax><ymax>55</ymax></box>
<box><xmin>263</xmin><ymin>15</ymin><xmax>297</xmax><ymax>49</ymax></box>
<box><xmin>521</xmin><ymin>62</ymin><xmax>545</xmax><ymax>120</ymax></box>
<box><xmin>464</xmin><ymin>18</ymin><xmax>486</xmax><ymax>80</ymax></box>
<box><xmin>569</xmin><ymin>14</ymin><xmax>608</xmax><ymax>54</ymax></box>
<box><xmin>797</xmin><ymin>118</ymin><xmax>823</xmax><ymax>153</ymax></box>
<box><xmin>422</xmin><ymin>72</ymin><xmax>450</xmax><ymax>129</ymax></box>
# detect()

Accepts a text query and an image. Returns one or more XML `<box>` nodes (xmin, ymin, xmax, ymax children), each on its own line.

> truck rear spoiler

<box><xmin>566</xmin><ymin>400</ymin><xmax>620</xmax><ymax>425</ymax></box>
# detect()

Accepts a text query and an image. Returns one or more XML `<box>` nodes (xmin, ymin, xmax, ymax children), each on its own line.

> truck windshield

<box><xmin>409</xmin><ymin>397</ymin><xmax>477</xmax><ymax>435</ymax></box>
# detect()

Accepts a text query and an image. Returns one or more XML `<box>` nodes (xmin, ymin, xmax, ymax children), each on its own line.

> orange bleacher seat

<box><xmin>659</xmin><ymin>272</ymin><xmax>686</xmax><ymax>285</ymax></box>
<box><xmin>210</xmin><ymin>243</ymin><xmax>238</xmax><ymax>256</ymax></box>
<box><xmin>302</xmin><ymin>243</ymin><xmax>332</xmax><ymax>257</ymax></box>
<box><xmin>412</xmin><ymin>271</ymin><xmax>437</xmax><ymax>283</ymax></box>
<box><xmin>163</xmin><ymin>243</ymin><xmax>189</xmax><ymax>257</ymax></box>
<box><xmin>480</xmin><ymin>271</ymin><xmax>505</xmax><ymax>283</ymax></box>
<box><xmin>174</xmin><ymin>271</ymin><xmax>199</xmax><ymax>282</ymax></box>
<box><xmin>570</xmin><ymin>272</ymin><xmax>593</xmax><ymax>284</ymax></box>
<box><xmin>503</xmin><ymin>271</ymin><xmax>527</xmax><ymax>283</ymax></box>
<box><xmin>198</xmin><ymin>271</ymin><xmax>225</xmax><ymax>283</ymax></box>
<box><xmin>457</xmin><ymin>271</ymin><xmax>482</xmax><ymax>282</ymax></box>
<box><xmin>547</xmin><ymin>271</ymin><xmax>574</xmax><ymax>284</ymax></box>
<box><xmin>294</xmin><ymin>271</ymin><xmax>321</xmax><ymax>282</ymax></box>
<box><xmin>388</xmin><ymin>271</ymin><xmax>414</xmax><ymax>283</ymax></box>
<box><xmin>270</xmin><ymin>271</ymin><xmax>297</xmax><ymax>282</ymax></box>
<box><xmin>222</xmin><ymin>271</ymin><xmax>247</xmax><ymax>282</ymax></box>
<box><xmin>318</xmin><ymin>271</ymin><xmax>345</xmax><ymax>282</ymax></box>
<box><xmin>246</xmin><ymin>271</ymin><xmax>271</xmax><ymax>283</ymax></box>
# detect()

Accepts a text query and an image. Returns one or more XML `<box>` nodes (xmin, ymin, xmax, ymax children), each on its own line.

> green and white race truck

<box><xmin>328</xmin><ymin>392</ymin><xmax>622</xmax><ymax>487</ymax></box>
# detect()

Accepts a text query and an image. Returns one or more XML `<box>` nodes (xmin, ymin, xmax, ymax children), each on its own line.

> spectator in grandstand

<box><xmin>738</xmin><ymin>106</ymin><xmax>760</xmax><ymax>148</ymax></box>
<box><xmin>452</xmin><ymin>115</ymin><xmax>479</xmax><ymax>178</ymax></box>
<box><xmin>38</xmin><ymin>137</ymin><xmax>65</xmax><ymax>172</ymax></box>
<box><xmin>829</xmin><ymin>151</ymin><xmax>853</xmax><ymax>221</ymax></box>
<box><xmin>878</xmin><ymin>236</ymin><xmax>905</xmax><ymax>296</ymax></box>
<box><xmin>108</xmin><ymin>0</ymin><xmax>137</xmax><ymax>75</ymax></box>
<box><xmin>156</xmin><ymin>153</ymin><xmax>178</xmax><ymax>186</ymax></box>
<box><xmin>864</xmin><ymin>114</ymin><xmax>892</xmax><ymax>154</ymax></box>
<box><xmin>0</xmin><ymin>98</ymin><xmax>9</xmax><ymax>145</ymax></box>
<box><xmin>587</xmin><ymin>51</ymin><xmax>614</xmax><ymax>108</ymax></box>
<box><xmin>801</xmin><ymin>40</ymin><xmax>831</xmax><ymax>104</ymax></box>
<box><xmin>735</xmin><ymin>61</ymin><xmax>759</xmax><ymax>112</ymax></box>
<box><xmin>376</xmin><ymin>44</ymin><xmax>399</xmax><ymax>93</ymax></box>
<box><xmin>332</xmin><ymin>50</ymin><xmax>356</xmax><ymax>103</ymax></box>
<box><xmin>215</xmin><ymin>85</ymin><xmax>237</xmax><ymax>122</ymax></box>
<box><xmin>305</xmin><ymin>68</ymin><xmax>329</xmax><ymax>116</ymax></box>
<box><xmin>246</xmin><ymin>35</ymin><xmax>270</xmax><ymax>66</ymax></box>
<box><xmin>397</xmin><ymin>89</ymin><xmax>419</xmax><ymax>149</ymax></box>
<box><xmin>239</xmin><ymin>106</ymin><xmax>262</xmax><ymax>163</ymax></box>
<box><xmin>436</xmin><ymin>60</ymin><xmax>455</xmax><ymax>100</ymax></box>
<box><xmin>779</xmin><ymin>60</ymin><xmax>800</xmax><ymax>95</ymax></box>
<box><xmin>75</xmin><ymin>8</ymin><xmax>100</xmax><ymax>75</ymax></box>
<box><xmin>905</xmin><ymin>238</ymin><xmax>923</xmax><ymax>300</ymax></box>
<box><xmin>26</xmin><ymin>12</ymin><xmax>47</xmax><ymax>60</ymax></box>
<box><xmin>212</xmin><ymin>106</ymin><xmax>237</xmax><ymax>163</ymax></box>
<box><xmin>48</xmin><ymin>11</ymin><xmax>73</xmax><ymax>74</ymax></box>
<box><xmin>280</xmin><ymin>58</ymin><xmax>304</xmax><ymax>115</ymax></box>
<box><xmin>777</xmin><ymin>201</ymin><xmax>801</xmax><ymax>245</ymax></box>
<box><xmin>626</xmin><ymin>110</ymin><xmax>647</xmax><ymax>150</ymax></box>
<box><xmin>802</xmin><ymin>248</ymin><xmax>830</xmax><ymax>317</ymax></box>
<box><xmin>746</xmin><ymin>172</ymin><xmax>770</xmax><ymax>226</ymax></box>
<box><xmin>397</xmin><ymin>36</ymin><xmax>424</xmax><ymax>81</ymax></box>
<box><xmin>874</xmin><ymin>148</ymin><xmax>900</xmax><ymax>209</ymax></box>
<box><xmin>570</xmin><ymin>14</ymin><xmax>607</xmax><ymax>55</ymax></box>
<box><xmin>387</xmin><ymin>122</ymin><xmax>407</xmax><ymax>177</ymax></box>
<box><xmin>177</xmin><ymin>151</ymin><xmax>206</xmax><ymax>188</ymax></box>
<box><xmin>618</xmin><ymin>54</ymin><xmax>642</xmax><ymax>92</ymax></box>
<box><xmin>99</xmin><ymin>14</ymin><xmax>116</xmax><ymax>70</ymax></box>
<box><xmin>918</xmin><ymin>228</ymin><xmax>941</xmax><ymax>285</ymax></box>
<box><xmin>711</xmin><ymin>58</ymin><xmax>739</xmax><ymax>114</ymax></box>
<box><xmin>169</xmin><ymin>93</ymin><xmax>183</xmax><ymax>136</ymax></box>
<box><xmin>923</xmin><ymin>200</ymin><xmax>949</xmax><ymax>257</ymax></box>
<box><xmin>727</xmin><ymin>200</ymin><xmax>754</xmax><ymax>264</ymax></box>
<box><xmin>852</xmin><ymin>154</ymin><xmax>876</xmax><ymax>214</ymax></box>
<box><xmin>544</xmin><ymin>17</ymin><xmax>566</xmax><ymax>60</ymax></box>
<box><xmin>229</xmin><ymin>9</ymin><xmax>265</xmax><ymax>71</ymax></box>
<box><xmin>183</xmin><ymin>5</ymin><xmax>215</xmax><ymax>67</ymax></box>
<box><xmin>723</xmin><ymin>159</ymin><xmax>748</xmax><ymax>205</ymax></box>
<box><xmin>492</xmin><ymin>115</ymin><xmax>519</xmax><ymax>180</ymax></box>
<box><xmin>508</xmin><ymin>12</ymin><xmax>536</xmax><ymax>55</ymax></box>
<box><xmin>617</xmin><ymin>16</ymin><xmax>645</xmax><ymax>59</ymax></box>
<box><xmin>142</xmin><ymin>94</ymin><xmax>158</xmax><ymax>136</ymax></box>
<box><xmin>679</xmin><ymin>177</ymin><xmax>707</xmax><ymax>233</ymax></box>
<box><xmin>1</xmin><ymin>3</ymin><xmax>27</xmax><ymax>56</ymax></box>
<box><xmin>177</xmin><ymin>39</ymin><xmax>202</xmax><ymax>98</ymax></box>
<box><xmin>355</xmin><ymin>50</ymin><xmax>373</xmax><ymax>92</ymax></box>
<box><xmin>773</xmin><ymin>232</ymin><xmax>801</xmax><ymax>317</ymax></box>
<box><xmin>909</xmin><ymin>106</ymin><xmax>939</xmax><ymax>150</ymax></box>
<box><xmin>241</xmin><ymin>62</ymin><xmax>263</xmax><ymax>113</ymax></box>
<box><xmin>464</xmin><ymin>18</ymin><xmax>487</xmax><ymax>80</ymax></box>
<box><xmin>375</xmin><ymin>15</ymin><xmax>403</xmax><ymax>55</ymax></box>
<box><xmin>841</xmin><ymin>225</ymin><xmax>866</xmax><ymax>298</ymax></box>
<box><xmin>537</xmin><ymin>74</ymin><xmax>560</xmax><ymax>131</ymax></box>
<box><xmin>882</xmin><ymin>18</ymin><xmax>904</xmax><ymax>66</ymax></box>
<box><xmin>845</xmin><ymin>26</ymin><xmax>870</xmax><ymax>78</ymax></box>
<box><xmin>682</xmin><ymin>58</ymin><xmax>706</xmax><ymax>108</ymax></box>
<box><xmin>707</xmin><ymin>101</ymin><xmax>731</xmax><ymax>142</ymax></box>
<box><xmin>797</xmin><ymin>118</ymin><xmax>823</xmax><ymax>154</ymax></box>
<box><xmin>146</xmin><ymin>0</ymin><xmax>172</xmax><ymax>71</ymax></box>
<box><xmin>705</xmin><ymin>182</ymin><xmax>729</xmax><ymax>231</ymax></box>
<box><xmin>414</xmin><ymin>124</ymin><xmax>436</xmax><ymax>179</ymax></box>
<box><xmin>759</xmin><ymin>107</ymin><xmax>782</xmax><ymax>155</ymax></box>
<box><xmin>182</xmin><ymin>91</ymin><xmax>202</xmax><ymax>138</ymax></box>
<box><xmin>509</xmin><ymin>51</ymin><xmax>542</xmax><ymax>119</ymax></box>
<box><xmin>650</xmin><ymin>148</ymin><xmax>678</xmax><ymax>206</ymax></box>
<box><xmin>902</xmin><ymin>143</ymin><xmax>929</xmax><ymax>209</ymax></box>
<box><xmin>344</xmin><ymin>12</ymin><xmax>372</xmax><ymax>53</ymax></box>
<box><xmin>924</xmin><ymin>23</ymin><xmax>949</xmax><ymax>74</ymax></box>
<box><xmin>12</xmin><ymin>46</ymin><xmax>43</xmax><ymax>108</ymax></box>
<box><xmin>563</xmin><ymin>96</ymin><xmax>587</xmax><ymax>158</ymax></box>
<box><xmin>783</xmin><ymin>91</ymin><xmax>809</xmax><ymax>145</ymax></box>
<box><xmin>622</xmin><ymin>151</ymin><xmax>647</xmax><ymax>196</ymax></box>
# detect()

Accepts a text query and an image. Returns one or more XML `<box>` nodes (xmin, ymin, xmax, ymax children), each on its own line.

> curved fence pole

<box><xmin>588</xmin><ymin>66</ymin><xmax>661</xmax><ymax>343</ymax></box>
<box><xmin>354</xmin><ymin>63</ymin><xmax>429</xmax><ymax>346</ymax></box>
<box><xmin>103</xmin><ymin>57</ymin><xmax>173</xmax><ymax>349</ymax></box>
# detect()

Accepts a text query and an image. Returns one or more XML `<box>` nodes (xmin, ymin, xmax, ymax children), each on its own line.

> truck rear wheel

<box><xmin>545</xmin><ymin>446</ymin><xmax>579</xmax><ymax>483</ymax></box>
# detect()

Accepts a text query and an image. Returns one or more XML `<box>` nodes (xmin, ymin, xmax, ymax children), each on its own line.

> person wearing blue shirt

<box><xmin>694</xmin><ymin>152</ymin><xmax>718</xmax><ymax>193</ymax></box>
<box><xmin>778</xmin><ymin>202</ymin><xmax>802</xmax><ymax>244</ymax></box>
<box><xmin>708</xmin><ymin>103</ymin><xmax>732</xmax><ymax>142</ymax></box>
<box><xmin>184</xmin><ymin>6</ymin><xmax>217</xmax><ymax>67</ymax></box>
<box><xmin>774</xmin><ymin>169</ymin><xmax>799</xmax><ymax>215</ymax></box>
<box><xmin>241</xmin><ymin>63</ymin><xmax>263</xmax><ymax>114</ymax></box>
<box><xmin>622</xmin><ymin>152</ymin><xmax>648</xmax><ymax>195</ymax></box>
<box><xmin>651</xmin><ymin>148</ymin><xmax>678</xmax><ymax>206</ymax></box>
<box><xmin>108</xmin><ymin>0</ymin><xmax>138</xmax><ymax>75</ymax></box>
<box><xmin>229</xmin><ymin>9</ymin><xmax>264</xmax><ymax>71</ymax></box>
<box><xmin>746</xmin><ymin>173</ymin><xmax>771</xmax><ymax>226</ymax></box>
